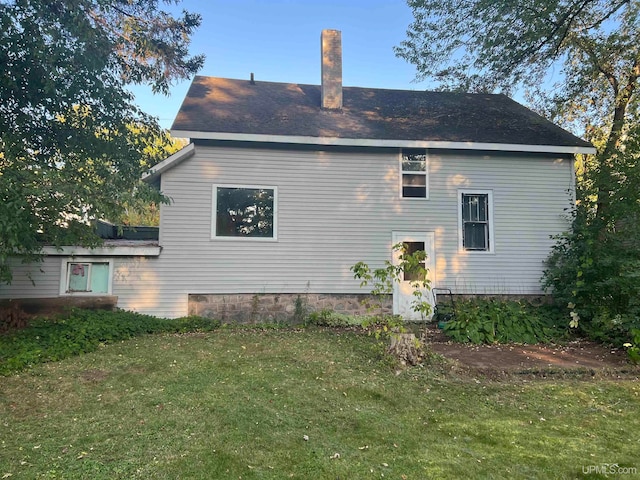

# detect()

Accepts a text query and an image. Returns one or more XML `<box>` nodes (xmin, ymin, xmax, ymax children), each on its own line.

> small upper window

<box><xmin>461</xmin><ymin>193</ymin><xmax>491</xmax><ymax>251</ymax></box>
<box><xmin>401</xmin><ymin>150</ymin><xmax>428</xmax><ymax>198</ymax></box>
<box><xmin>213</xmin><ymin>185</ymin><xmax>277</xmax><ymax>239</ymax></box>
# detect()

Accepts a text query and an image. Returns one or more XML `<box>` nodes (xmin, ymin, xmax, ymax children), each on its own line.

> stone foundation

<box><xmin>187</xmin><ymin>292</ymin><xmax>551</xmax><ymax>324</ymax></box>
<box><xmin>188</xmin><ymin>293</ymin><xmax>392</xmax><ymax>324</ymax></box>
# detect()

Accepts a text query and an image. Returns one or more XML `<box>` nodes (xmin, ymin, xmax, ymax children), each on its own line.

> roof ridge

<box><xmin>191</xmin><ymin>74</ymin><xmax>508</xmax><ymax>97</ymax></box>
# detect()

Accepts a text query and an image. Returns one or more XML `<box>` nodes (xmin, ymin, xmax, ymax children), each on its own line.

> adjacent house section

<box><xmin>1</xmin><ymin>30</ymin><xmax>595</xmax><ymax>320</ymax></box>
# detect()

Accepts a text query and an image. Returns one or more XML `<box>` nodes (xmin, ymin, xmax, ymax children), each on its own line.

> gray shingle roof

<box><xmin>171</xmin><ymin>76</ymin><xmax>592</xmax><ymax>151</ymax></box>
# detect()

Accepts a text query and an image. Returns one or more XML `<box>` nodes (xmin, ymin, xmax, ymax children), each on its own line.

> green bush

<box><xmin>625</xmin><ymin>329</ymin><xmax>640</xmax><ymax>364</ymax></box>
<box><xmin>0</xmin><ymin>309</ymin><xmax>220</xmax><ymax>375</ymax></box>
<box><xmin>306</xmin><ymin>309</ymin><xmax>366</xmax><ymax>328</ymax></box>
<box><xmin>542</xmin><ymin>133</ymin><xmax>640</xmax><ymax>356</ymax></box>
<box><xmin>442</xmin><ymin>299</ymin><xmax>567</xmax><ymax>344</ymax></box>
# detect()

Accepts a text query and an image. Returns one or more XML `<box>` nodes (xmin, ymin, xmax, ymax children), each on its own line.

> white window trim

<box><xmin>211</xmin><ymin>184</ymin><xmax>278</xmax><ymax>241</ymax></box>
<box><xmin>457</xmin><ymin>189</ymin><xmax>495</xmax><ymax>254</ymax></box>
<box><xmin>399</xmin><ymin>149</ymin><xmax>429</xmax><ymax>200</ymax></box>
<box><xmin>59</xmin><ymin>257</ymin><xmax>114</xmax><ymax>296</ymax></box>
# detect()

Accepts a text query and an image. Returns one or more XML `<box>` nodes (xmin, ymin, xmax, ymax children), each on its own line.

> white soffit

<box><xmin>170</xmin><ymin>130</ymin><xmax>597</xmax><ymax>155</ymax></box>
<box><xmin>41</xmin><ymin>246</ymin><xmax>161</xmax><ymax>257</ymax></box>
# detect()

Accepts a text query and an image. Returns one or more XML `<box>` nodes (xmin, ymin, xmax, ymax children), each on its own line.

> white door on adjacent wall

<box><xmin>392</xmin><ymin>231</ymin><xmax>435</xmax><ymax>321</ymax></box>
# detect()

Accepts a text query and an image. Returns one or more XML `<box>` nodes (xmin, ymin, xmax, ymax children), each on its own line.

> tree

<box><xmin>111</xmin><ymin>129</ymin><xmax>187</xmax><ymax>227</ymax></box>
<box><xmin>0</xmin><ymin>0</ymin><xmax>204</xmax><ymax>282</ymax></box>
<box><xmin>396</xmin><ymin>1</ymin><xmax>640</xmax><ymax>344</ymax></box>
<box><xmin>542</xmin><ymin>124</ymin><xmax>640</xmax><ymax>344</ymax></box>
<box><xmin>396</xmin><ymin>0</ymin><xmax>637</xmax><ymax>151</ymax></box>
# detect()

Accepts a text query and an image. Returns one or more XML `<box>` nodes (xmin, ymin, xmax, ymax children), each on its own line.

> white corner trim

<box><xmin>170</xmin><ymin>130</ymin><xmax>597</xmax><ymax>155</ymax></box>
<box><xmin>42</xmin><ymin>246</ymin><xmax>161</xmax><ymax>256</ymax></box>
<box><xmin>142</xmin><ymin>143</ymin><xmax>196</xmax><ymax>182</ymax></box>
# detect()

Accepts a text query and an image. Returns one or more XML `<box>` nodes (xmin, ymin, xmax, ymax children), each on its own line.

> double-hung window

<box><xmin>212</xmin><ymin>185</ymin><xmax>277</xmax><ymax>240</ymax></box>
<box><xmin>459</xmin><ymin>190</ymin><xmax>494</xmax><ymax>253</ymax></box>
<box><xmin>400</xmin><ymin>149</ymin><xmax>428</xmax><ymax>198</ymax></box>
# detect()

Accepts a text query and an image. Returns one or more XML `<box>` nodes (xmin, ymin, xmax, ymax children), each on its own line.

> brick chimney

<box><xmin>321</xmin><ymin>29</ymin><xmax>342</xmax><ymax>110</ymax></box>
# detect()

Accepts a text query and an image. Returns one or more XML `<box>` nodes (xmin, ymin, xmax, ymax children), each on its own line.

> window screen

<box><xmin>401</xmin><ymin>151</ymin><xmax>427</xmax><ymax>198</ymax></box>
<box><xmin>461</xmin><ymin>193</ymin><xmax>489</xmax><ymax>251</ymax></box>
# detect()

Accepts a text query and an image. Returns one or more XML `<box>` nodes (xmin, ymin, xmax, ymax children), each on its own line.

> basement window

<box><xmin>61</xmin><ymin>259</ymin><xmax>113</xmax><ymax>295</ymax></box>
<box><xmin>400</xmin><ymin>149</ymin><xmax>428</xmax><ymax>198</ymax></box>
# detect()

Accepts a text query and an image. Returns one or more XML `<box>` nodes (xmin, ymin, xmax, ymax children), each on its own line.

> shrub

<box><xmin>542</xmin><ymin>135</ymin><xmax>640</xmax><ymax>358</ymax></box>
<box><xmin>625</xmin><ymin>329</ymin><xmax>640</xmax><ymax>364</ymax></box>
<box><xmin>0</xmin><ymin>309</ymin><xmax>220</xmax><ymax>375</ymax></box>
<box><xmin>306</xmin><ymin>309</ymin><xmax>365</xmax><ymax>328</ymax></box>
<box><xmin>351</xmin><ymin>242</ymin><xmax>432</xmax><ymax>321</ymax></box>
<box><xmin>442</xmin><ymin>299</ymin><xmax>567</xmax><ymax>344</ymax></box>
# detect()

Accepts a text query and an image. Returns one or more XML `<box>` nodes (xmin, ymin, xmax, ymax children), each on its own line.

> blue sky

<box><xmin>131</xmin><ymin>0</ymin><xmax>434</xmax><ymax>129</ymax></box>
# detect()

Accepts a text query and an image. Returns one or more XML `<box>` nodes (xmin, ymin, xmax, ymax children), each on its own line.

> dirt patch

<box><xmin>424</xmin><ymin>325</ymin><xmax>637</xmax><ymax>377</ymax></box>
<box><xmin>78</xmin><ymin>369</ymin><xmax>110</xmax><ymax>383</ymax></box>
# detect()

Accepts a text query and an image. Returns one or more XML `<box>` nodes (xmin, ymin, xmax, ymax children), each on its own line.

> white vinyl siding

<box><xmin>0</xmin><ymin>257</ymin><xmax>63</xmax><ymax>298</ymax></box>
<box><xmin>0</xmin><ymin>145</ymin><xmax>574</xmax><ymax>317</ymax></box>
<box><xmin>0</xmin><ymin>256</ymin><xmax>158</xmax><ymax>310</ymax></box>
<box><xmin>143</xmin><ymin>144</ymin><xmax>573</xmax><ymax>316</ymax></box>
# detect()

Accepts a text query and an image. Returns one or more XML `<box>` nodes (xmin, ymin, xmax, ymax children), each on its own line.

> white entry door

<box><xmin>392</xmin><ymin>231</ymin><xmax>435</xmax><ymax>321</ymax></box>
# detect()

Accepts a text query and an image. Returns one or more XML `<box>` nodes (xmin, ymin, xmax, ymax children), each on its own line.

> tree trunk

<box><xmin>387</xmin><ymin>333</ymin><xmax>424</xmax><ymax>366</ymax></box>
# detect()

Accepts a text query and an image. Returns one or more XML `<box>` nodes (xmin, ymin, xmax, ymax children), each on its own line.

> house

<box><xmin>0</xmin><ymin>30</ymin><xmax>595</xmax><ymax>321</ymax></box>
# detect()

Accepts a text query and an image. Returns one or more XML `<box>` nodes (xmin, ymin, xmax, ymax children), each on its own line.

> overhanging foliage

<box><xmin>0</xmin><ymin>0</ymin><xmax>203</xmax><ymax>282</ymax></box>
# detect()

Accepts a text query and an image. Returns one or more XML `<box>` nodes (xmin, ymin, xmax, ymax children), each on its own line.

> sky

<box><xmin>131</xmin><ymin>0</ymin><xmax>434</xmax><ymax>129</ymax></box>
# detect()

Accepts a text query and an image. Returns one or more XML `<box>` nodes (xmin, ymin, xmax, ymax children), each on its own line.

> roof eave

<box><xmin>142</xmin><ymin>143</ymin><xmax>196</xmax><ymax>182</ymax></box>
<box><xmin>41</xmin><ymin>245</ymin><xmax>162</xmax><ymax>257</ymax></box>
<box><xmin>170</xmin><ymin>130</ymin><xmax>596</xmax><ymax>155</ymax></box>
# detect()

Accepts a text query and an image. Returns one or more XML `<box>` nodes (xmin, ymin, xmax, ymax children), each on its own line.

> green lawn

<box><xmin>1</xmin><ymin>328</ymin><xmax>638</xmax><ymax>479</ymax></box>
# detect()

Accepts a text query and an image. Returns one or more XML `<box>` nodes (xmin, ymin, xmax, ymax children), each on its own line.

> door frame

<box><xmin>391</xmin><ymin>231</ymin><xmax>436</xmax><ymax>321</ymax></box>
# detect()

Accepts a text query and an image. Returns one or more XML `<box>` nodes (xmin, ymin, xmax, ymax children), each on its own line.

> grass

<box><xmin>1</xmin><ymin>327</ymin><xmax>639</xmax><ymax>479</ymax></box>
